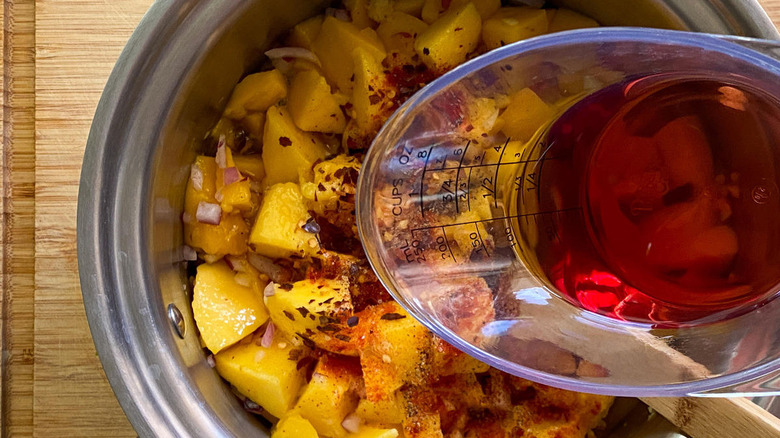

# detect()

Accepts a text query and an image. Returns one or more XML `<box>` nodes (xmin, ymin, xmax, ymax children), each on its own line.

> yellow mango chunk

<box><xmin>262</xmin><ymin>105</ymin><xmax>328</xmax><ymax>185</ymax></box>
<box><xmin>295</xmin><ymin>356</ymin><xmax>362</xmax><ymax>437</ymax></box>
<box><xmin>422</xmin><ymin>0</ymin><xmax>499</xmax><ymax>23</ymax></box>
<box><xmin>430</xmin><ymin>337</ymin><xmax>489</xmax><ymax>375</ymax></box>
<box><xmin>376</xmin><ymin>12</ymin><xmax>428</xmax><ymax>64</ymax></box>
<box><xmin>352</xmin><ymin>48</ymin><xmax>395</xmax><ymax>137</ymax></box>
<box><xmin>214</xmin><ymin>335</ymin><xmax>308</xmax><ymax>418</ymax></box>
<box><xmin>186</xmin><ymin>213</ymin><xmax>249</xmax><ymax>257</ymax></box>
<box><xmin>498</xmin><ymin>87</ymin><xmax>554</xmax><ymax>142</ymax></box>
<box><xmin>301</xmin><ymin>154</ymin><xmax>362</xmax><ymax>216</ymax></box>
<box><xmin>265</xmin><ymin>277</ymin><xmax>353</xmax><ymax>344</ymax></box>
<box><xmin>393</xmin><ymin>0</ymin><xmax>426</xmax><ymax>17</ymax></box>
<box><xmin>232</xmin><ymin>154</ymin><xmax>265</xmax><ymax>181</ymax></box>
<box><xmin>312</xmin><ymin>16</ymin><xmax>387</xmax><ymax>93</ymax></box>
<box><xmin>287</xmin><ymin>15</ymin><xmax>324</xmax><ymax>50</ymax></box>
<box><xmin>192</xmin><ymin>262</ymin><xmax>268</xmax><ymax>353</ymax></box>
<box><xmin>414</xmin><ymin>2</ymin><xmax>481</xmax><ymax>72</ymax></box>
<box><xmin>219</xmin><ymin>179</ymin><xmax>253</xmax><ymax>214</ymax></box>
<box><xmin>224</xmin><ymin>70</ymin><xmax>288</xmax><ymax>120</ymax></box>
<box><xmin>249</xmin><ymin>182</ymin><xmax>318</xmax><ymax>259</ymax></box>
<box><xmin>548</xmin><ymin>8</ymin><xmax>599</xmax><ymax>33</ymax></box>
<box><xmin>349</xmin><ymin>426</ymin><xmax>399</xmax><ymax>438</ymax></box>
<box><xmin>345</xmin><ymin>0</ymin><xmax>373</xmax><ymax>29</ymax></box>
<box><xmin>482</xmin><ymin>7</ymin><xmax>548</xmax><ymax>50</ymax></box>
<box><xmin>355</xmin><ymin>392</ymin><xmax>405</xmax><ymax>426</ymax></box>
<box><xmin>402</xmin><ymin>413</ymin><xmax>442</xmax><ymax>438</ymax></box>
<box><xmin>273</xmin><ymin>414</ymin><xmax>318</xmax><ymax>438</ymax></box>
<box><xmin>288</xmin><ymin>69</ymin><xmax>347</xmax><ymax>134</ymax></box>
<box><xmin>358</xmin><ymin>303</ymin><xmax>432</xmax><ymax>401</ymax></box>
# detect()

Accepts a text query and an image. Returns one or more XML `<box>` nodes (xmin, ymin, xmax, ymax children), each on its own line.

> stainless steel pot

<box><xmin>77</xmin><ymin>1</ymin><xmax>780</xmax><ymax>436</ymax></box>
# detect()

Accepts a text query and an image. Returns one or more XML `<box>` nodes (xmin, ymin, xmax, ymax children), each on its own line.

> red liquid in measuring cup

<box><xmin>536</xmin><ymin>74</ymin><xmax>780</xmax><ymax>324</ymax></box>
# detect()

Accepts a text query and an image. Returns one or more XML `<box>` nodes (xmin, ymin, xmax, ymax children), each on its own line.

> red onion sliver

<box><xmin>223</xmin><ymin>167</ymin><xmax>241</xmax><ymax>186</ymax></box>
<box><xmin>263</xmin><ymin>282</ymin><xmax>276</xmax><ymax>297</ymax></box>
<box><xmin>226</xmin><ymin>255</ymin><xmax>246</xmax><ymax>272</ymax></box>
<box><xmin>325</xmin><ymin>8</ymin><xmax>350</xmax><ymax>21</ymax></box>
<box><xmin>234</xmin><ymin>273</ymin><xmax>251</xmax><ymax>288</ymax></box>
<box><xmin>190</xmin><ymin>164</ymin><xmax>204</xmax><ymax>191</ymax></box>
<box><xmin>206</xmin><ymin>354</ymin><xmax>216</xmax><ymax>368</ymax></box>
<box><xmin>341</xmin><ymin>413</ymin><xmax>361</xmax><ymax>433</ymax></box>
<box><xmin>196</xmin><ymin>201</ymin><xmax>222</xmax><ymax>225</ymax></box>
<box><xmin>264</xmin><ymin>47</ymin><xmax>321</xmax><ymax>65</ymax></box>
<box><xmin>182</xmin><ymin>245</ymin><xmax>197</xmax><ymax>261</ymax></box>
<box><xmin>215</xmin><ymin>136</ymin><xmax>227</xmax><ymax>168</ymax></box>
<box><xmin>182</xmin><ymin>212</ymin><xmax>193</xmax><ymax>224</ymax></box>
<box><xmin>248</xmin><ymin>253</ymin><xmax>284</xmax><ymax>282</ymax></box>
<box><xmin>261</xmin><ymin>321</ymin><xmax>275</xmax><ymax>348</ymax></box>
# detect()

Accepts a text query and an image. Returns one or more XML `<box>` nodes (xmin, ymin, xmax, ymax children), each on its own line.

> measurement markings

<box><xmin>410</xmin><ymin>206</ymin><xmax>582</xmax><ymax>233</ymax></box>
<box><xmin>440</xmin><ymin>227</ymin><xmax>457</xmax><ymax>263</ymax></box>
<box><xmin>473</xmin><ymin>223</ymin><xmax>491</xmax><ymax>257</ymax></box>
<box><xmin>453</xmin><ymin>141</ymin><xmax>471</xmax><ymax>214</ymax></box>
<box><xmin>418</xmin><ymin>146</ymin><xmax>434</xmax><ymax>218</ymax></box>
<box><xmin>493</xmin><ymin>138</ymin><xmax>511</xmax><ymax>208</ymax></box>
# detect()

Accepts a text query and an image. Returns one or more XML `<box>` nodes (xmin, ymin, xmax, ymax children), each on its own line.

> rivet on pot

<box><xmin>168</xmin><ymin>303</ymin><xmax>186</xmax><ymax>339</ymax></box>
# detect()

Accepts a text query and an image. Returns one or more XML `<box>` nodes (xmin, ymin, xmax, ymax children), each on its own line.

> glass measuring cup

<box><xmin>356</xmin><ymin>28</ymin><xmax>780</xmax><ymax>396</ymax></box>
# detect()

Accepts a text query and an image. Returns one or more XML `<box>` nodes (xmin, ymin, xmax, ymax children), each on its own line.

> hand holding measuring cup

<box><xmin>357</xmin><ymin>28</ymin><xmax>780</xmax><ymax>396</ymax></box>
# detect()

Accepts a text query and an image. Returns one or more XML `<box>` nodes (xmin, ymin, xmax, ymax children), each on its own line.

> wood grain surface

<box><xmin>1</xmin><ymin>1</ymin><xmax>780</xmax><ymax>437</ymax></box>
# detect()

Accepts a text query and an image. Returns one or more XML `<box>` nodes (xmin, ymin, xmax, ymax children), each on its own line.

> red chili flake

<box><xmin>296</xmin><ymin>356</ymin><xmax>315</xmax><ymax>370</ymax></box>
<box><xmin>454</xmin><ymin>27</ymin><xmax>463</xmax><ymax>31</ymax></box>
<box><xmin>283</xmin><ymin>310</ymin><xmax>296</xmax><ymax>321</ymax></box>
<box><xmin>369</xmin><ymin>94</ymin><xmax>382</xmax><ymax>105</ymax></box>
<box><xmin>279</xmin><ymin>283</ymin><xmax>294</xmax><ymax>290</ymax></box>
<box><xmin>396</xmin><ymin>32</ymin><xmax>413</xmax><ymax>38</ymax></box>
<box><xmin>465</xmin><ymin>124</ymin><xmax>474</xmax><ymax>132</ymax></box>
<box><xmin>297</xmin><ymin>307</ymin><xmax>311</xmax><ymax>318</ymax></box>
<box><xmin>279</xmin><ymin>136</ymin><xmax>292</xmax><ymax>147</ymax></box>
<box><xmin>334</xmin><ymin>334</ymin><xmax>351</xmax><ymax>342</ymax></box>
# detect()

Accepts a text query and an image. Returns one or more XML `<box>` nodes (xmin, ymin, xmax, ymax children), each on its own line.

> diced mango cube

<box><xmin>392</xmin><ymin>0</ymin><xmax>426</xmax><ymax>17</ymax></box>
<box><xmin>498</xmin><ymin>87</ymin><xmax>554</xmax><ymax>142</ymax></box>
<box><xmin>288</xmin><ymin>69</ymin><xmax>347</xmax><ymax>133</ymax></box>
<box><xmin>192</xmin><ymin>261</ymin><xmax>268</xmax><ymax>353</ymax></box>
<box><xmin>349</xmin><ymin>426</ymin><xmax>400</xmax><ymax>438</ymax></box>
<box><xmin>481</xmin><ymin>7</ymin><xmax>548</xmax><ymax>50</ymax></box>
<box><xmin>452</xmin><ymin>0</ymin><xmax>500</xmax><ymax>19</ymax></box>
<box><xmin>219</xmin><ymin>179</ymin><xmax>253</xmax><ymax>214</ymax></box>
<box><xmin>272</xmin><ymin>413</ymin><xmax>319</xmax><ymax>438</ymax></box>
<box><xmin>548</xmin><ymin>8</ymin><xmax>599</xmax><ymax>33</ymax></box>
<box><xmin>345</xmin><ymin>0</ymin><xmax>373</xmax><ymax>29</ymax></box>
<box><xmin>186</xmin><ymin>213</ymin><xmax>249</xmax><ymax>257</ymax></box>
<box><xmin>414</xmin><ymin>2</ymin><xmax>481</xmax><ymax>72</ymax></box>
<box><xmin>402</xmin><ymin>413</ymin><xmax>442</xmax><ymax>438</ymax></box>
<box><xmin>352</xmin><ymin>48</ymin><xmax>395</xmax><ymax>137</ymax></box>
<box><xmin>301</xmin><ymin>154</ymin><xmax>362</xmax><ymax>216</ymax></box>
<box><xmin>287</xmin><ymin>15</ymin><xmax>324</xmax><ymax>50</ymax></box>
<box><xmin>249</xmin><ymin>182</ymin><xmax>318</xmax><ymax>259</ymax></box>
<box><xmin>357</xmin><ymin>303</ymin><xmax>432</xmax><ymax>401</ymax></box>
<box><xmin>232</xmin><ymin>154</ymin><xmax>265</xmax><ymax>181</ymax></box>
<box><xmin>295</xmin><ymin>356</ymin><xmax>362</xmax><ymax>437</ymax></box>
<box><xmin>312</xmin><ymin>17</ymin><xmax>387</xmax><ymax>93</ymax></box>
<box><xmin>262</xmin><ymin>105</ymin><xmax>328</xmax><ymax>185</ymax></box>
<box><xmin>215</xmin><ymin>335</ymin><xmax>307</xmax><ymax>418</ymax></box>
<box><xmin>355</xmin><ymin>392</ymin><xmax>405</xmax><ymax>426</ymax></box>
<box><xmin>265</xmin><ymin>277</ymin><xmax>353</xmax><ymax>344</ymax></box>
<box><xmin>420</xmin><ymin>0</ymin><xmax>446</xmax><ymax>24</ymax></box>
<box><xmin>376</xmin><ymin>12</ymin><xmax>428</xmax><ymax>64</ymax></box>
<box><xmin>224</xmin><ymin>70</ymin><xmax>288</xmax><ymax>120</ymax></box>
<box><xmin>185</xmin><ymin>156</ymin><xmax>217</xmax><ymax>215</ymax></box>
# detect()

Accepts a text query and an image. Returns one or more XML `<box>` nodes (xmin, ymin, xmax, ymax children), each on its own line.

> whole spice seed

<box><xmin>380</xmin><ymin>312</ymin><xmax>406</xmax><ymax>321</ymax></box>
<box><xmin>346</xmin><ymin>316</ymin><xmax>359</xmax><ymax>327</ymax></box>
<box><xmin>302</xmin><ymin>217</ymin><xmax>321</xmax><ymax>234</ymax></box>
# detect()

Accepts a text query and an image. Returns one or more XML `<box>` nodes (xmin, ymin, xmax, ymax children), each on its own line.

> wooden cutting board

<box><xmin>2</xmin><ymin>1</ymin><xmax>780</xmax><ymax>436</ymax></box>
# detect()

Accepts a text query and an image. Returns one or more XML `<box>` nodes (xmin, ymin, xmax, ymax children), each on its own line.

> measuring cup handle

<box><xmin>712</xmin><ymin>34</ymin><xmax>780</xmax><ymax>62</ymax></box>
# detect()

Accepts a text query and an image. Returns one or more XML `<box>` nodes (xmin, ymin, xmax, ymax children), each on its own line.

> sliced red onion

<box><xmin>248</xmin><ymin>253</ymin><xmax>286</xmax><ymax>283</ymax></box>
<box><xmin>243</xmin><ymin>399</ymin><xmax>265</xmax><ymax>415</ymax></box>
<box><xmin>234</xmin><ymin>273</ymin><xmax>251</xmax><ymax>287</ymax></box>
<box><xmin>214</xmin><ymin>190</ymin><xmax>224</xmax><ymax>203</ymax></box>
<box><xmin>206</xmin><ymin>354</ymin><xmax>216</xmax><ymax>368</ymax></box>
<box><xmin>215</xmin><ymin>136</ymin><xmax>227</xmax><ymax>168</ymax></box>
<box><xmin>261</xmin><ymin>321</ymin><xmax>276</xmax><ymax>348</ymax></box>
<box><xmin>182</xmin><ymin>245</ymin><xmax>197</xmax><ymax>261</ymax></box>
<box><xmin>196</xmin><ymin>201</ymin><xmax>222</xmax><ymax>225</ymax></box>
<box><xmin>223</xmin><ymin>167</ymin><xmax>241</xmax><ymax>186</ymax></box>
<box><xmin>263</xmin><ymin>282</ymin><xmax>276</xmax><ymax>297</ymax></box>
<box><xmin>264</xmin><ymin>47</ymin><xmax>321</xmax><ymax>65</ymax></box>
<box><xmin>341</xmin><ymin>413</ymin><xmax>361</xmax><ymax>433</ymax></box>
<box><xmin>226</xmin><ymin>255</ymin><xmax>246</xmax><ymax>272</ymax></box>
<box><xmin>325</xmin><ymin>8</ymin><xmax>350</xmax><ymax>21</ymax></box>
<box><xmin>182</xmin><ymin>212</ymin><xmax>193</xmax><ymax>224</ymax></box>
<box><xmin>190</xmin><ymin>164</ymin><xmax>204</xmax><ymax>191</ymax></box>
